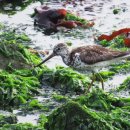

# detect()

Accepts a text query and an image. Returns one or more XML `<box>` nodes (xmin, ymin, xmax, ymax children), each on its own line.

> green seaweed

<box><xmin>75</xmin><ymin>89</ymin><xmax>124</xmax><ymax>112</ymax></box>
<box><xmin>0</xmin><ymin>69</ymin><xmax>40</xmax><ymax>108</ymax></box>
<box><xmin>65</xmin><ymin>13</ymin><xmax>88</xmax><ymax>25</ymax></box>
<box><xmin>41</xmin><ymin>66</ymin><xmax>90</xmax><ymax>93</ymax></box>
<box><xmin>0</xmin><ymin>123</ymin><xmax>43</xmax><ymax>130</ymax></box>
<box><xmin>38</xmin><ymin>114</ymin><xmax>48</xmax><ymax>128</ymax></box>
<box><xmin>113</xmin><ymin>8</ymin><xmax>121</xmax><ymax>14</ymax></box>
<box><xmin>23</xmin><ymin>99</ymin><xmax>50</xmax><ymax>112</ymax></box>
<box><xmin>29</xmin><ymin>99</ymin><xmax>43</xmax><ymax>108</ymax></box>
<box><xmin>110</xmin><ymin>61</ymin><xmax>130</xmax><ymax>73</ymax></box>
<box><xmin>52</xmin><ymin>93</ymin><xmax>68</xmax><ymax>102</ymax></box>
<box><xmin>66</xmin><ymin>41</ymin><xmax>72</xmax><ymax>46</ymax></box>
<box><xmin>20</xmin><ymin>100</ymin><xmax>50</xmax><ymax>112</ymax></box>
<box><xmin>0</xmin><ymin>113</ymin><xmax>17</xmax><ymax>127</ymax></box>
<box><xmin>98</xmin><ymin>71</ymin><xmax>115</xmax><ymax>80</ymax></box>
<box><xmin>118</xmin><ymin>76</ymin><xmax>130</xmax><ymax>91</ymax></box>
<box><xmin>0</xmin><ymin>24</ymin><xmax>4</xmax><ymax>30</ymax></box>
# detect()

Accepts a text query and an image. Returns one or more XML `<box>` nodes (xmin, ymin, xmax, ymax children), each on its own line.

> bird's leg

<box><xmin>86</xmin><ymin>72</ymin><xmax>95</xmax><ymax>94</ymax></box>
<box><xmin>96</xmin><ymin>73</ymin><xmax>104</xmax><ymax>90</ymax></box>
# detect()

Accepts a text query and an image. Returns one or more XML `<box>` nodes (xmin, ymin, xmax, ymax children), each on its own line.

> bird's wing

<box><xmin>70</xmin><ymin>45</ymin><xmax>129</xmax><ymax>65</ymax></box>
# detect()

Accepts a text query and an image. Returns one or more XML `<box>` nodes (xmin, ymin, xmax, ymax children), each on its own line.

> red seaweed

<box><xmin>98</xmin><ymin>28</ymin><xmax>130</xmax><ymax>47</ymax></box>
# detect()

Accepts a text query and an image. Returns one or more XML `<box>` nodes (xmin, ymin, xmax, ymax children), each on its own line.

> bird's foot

<box><xmin>85</xmin><ymin>74</ymin><xmax>95</xmax><ymax>94</ymax></box>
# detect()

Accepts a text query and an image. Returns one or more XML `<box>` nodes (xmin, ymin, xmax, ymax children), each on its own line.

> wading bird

<box><xmin>35</xmin><ymin>43</ymin><xmax>130</xmax><ymax>92</ymax></box>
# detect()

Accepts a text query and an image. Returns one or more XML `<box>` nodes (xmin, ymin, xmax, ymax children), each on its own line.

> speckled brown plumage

<box><xmin>70</xmin><ymin>45</ymin><xmax>130</xmax><ymax>65</ymax></box>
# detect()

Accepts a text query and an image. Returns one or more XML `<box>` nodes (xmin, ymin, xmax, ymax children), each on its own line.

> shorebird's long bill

<box><xmin>35</xmin><ymin>53</ymin><xmax>55</xmax><ymax>67</ymax></box>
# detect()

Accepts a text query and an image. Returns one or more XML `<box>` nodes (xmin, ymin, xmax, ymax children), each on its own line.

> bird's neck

<box><xmin>61</xmin><ymin>51</ymin><xmax>71</xmax><ymax>66</ymax></box>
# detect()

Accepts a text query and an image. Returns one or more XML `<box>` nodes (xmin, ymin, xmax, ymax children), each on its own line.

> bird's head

<box><xmin>35</xmin><ymin>43</ymin><xmax>69</xmax><ymax>67</ymax></box>
<box><xmin>53</xmin><ymin>43</ymin><xmax>69</xmax><ymax>56</ymax></box>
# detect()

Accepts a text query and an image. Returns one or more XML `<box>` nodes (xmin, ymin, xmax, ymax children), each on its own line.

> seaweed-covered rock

<box><xmin>0</xmin><ymin>26</ymin><xmax>44</xmax><ymax>108</ymax></box>
<box><xmin>41</xmin><ymin>66</ymin><xmax>90</xmax><ymax>93</ymax></box>
<box><xmin>45</xmin><ymin>101</ymin><xmax>130</xmax><ymax>130</ymax></box>
<box><xmin>0</xmin><ymin>111</ymin><xmax>17</xmax><ymax>127</ymax></box>
<box><xmin>44</xmin><ymin>89</ymin><xmax>130</xmax><ymax>130</ymax></box>
<box><xmin>34</xmin><ymin>6</ymin><xmax>67</xmax><ymax>28</ymax></box>
<box><xmin>33</xmin><ymin>5</ymin><xmax>94</xmax><ymax>34</ymax></box>
<box><xmin>0</xmin><ymin>29</ymin><xmax>38</xmax><ymax>70</ymax></box>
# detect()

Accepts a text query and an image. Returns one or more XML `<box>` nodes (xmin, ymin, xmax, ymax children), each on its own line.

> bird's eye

<box><xmin>57</xmin><ymin>48</ymin><xmax>60</xmax><ymax>50</ymax></box>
